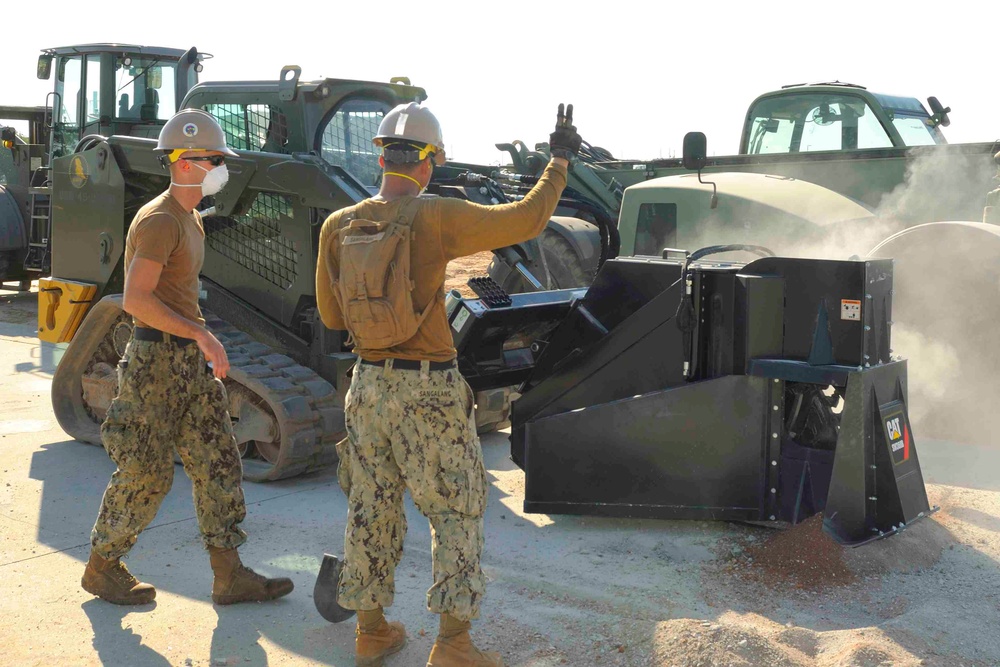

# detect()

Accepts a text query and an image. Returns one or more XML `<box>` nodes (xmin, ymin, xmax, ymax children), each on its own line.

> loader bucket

<box><xmin>870</xmin><ymin>221</ymin><xmax>1000</xmax><ymax>441</ymax></box>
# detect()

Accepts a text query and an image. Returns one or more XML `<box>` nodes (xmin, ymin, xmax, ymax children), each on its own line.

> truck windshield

<box><xmin>871</xmin><ymin>93</ymin><xmax>944</xmax><ymax>146</ymax></box>
<box><xmin>746</xmin><ymin>92</ymin><xmax>894</xmax><ymax>154</ymax></box>
<box><xmin>114</xmin><ymin>57</ymin><xmax>177</xmax><ymax>122</ymax></box>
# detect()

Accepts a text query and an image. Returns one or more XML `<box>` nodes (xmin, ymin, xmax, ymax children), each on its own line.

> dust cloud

<box><xmin>873</xmin><ymin>148</ymin><xmax>997</xmax><ymax>224</ymax></box>
<box><xmin>686</xmin><ymin>150</ymin><xmax>999</xmax><ymax>446</ymax></box>
<box><xmin>866</xmin><ymin>151</ymin><xmax>1000</xmax><ymax>446</ymax></box>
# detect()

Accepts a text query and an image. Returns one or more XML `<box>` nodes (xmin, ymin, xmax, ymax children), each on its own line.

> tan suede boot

<box><xmin>356</xmin><ymin>607</ymin><xmax>407</xmax><ymax>667</ymax></box>
<box><xmin>208</xmin><ymin>546</ymin><xmax>294</xmax><ymax>605</ymax></box>
<box><xmin>81</xmin><ymin>551</ymin><xmax>156</xmax><ymax>605</ymax></box>
<box><xmin>426</xmin><ymin>613</ymin><xmax>504</xmax><ymax>667</ymax></box>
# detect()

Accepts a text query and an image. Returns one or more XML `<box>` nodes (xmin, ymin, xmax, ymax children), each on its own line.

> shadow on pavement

<box><xmin>82</xmin><ymin>598</ymin><xmax>171</xmax><ymax>667</ymax></box>
<box><xmin>211</xmin><ymin>608</ymin><xmax>270</xmax><ymax>666</ymax></box>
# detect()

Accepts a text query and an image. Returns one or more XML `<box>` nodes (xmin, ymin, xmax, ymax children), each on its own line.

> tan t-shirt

<box><xmin>124</xmin><ymin>191</ymin><xmax>205</xmax><ymax>328</ymax></box>
<box><xmin>316</xmin><ymin>161</ymin><xmax>568</xmax><ymax>362</ymax></box>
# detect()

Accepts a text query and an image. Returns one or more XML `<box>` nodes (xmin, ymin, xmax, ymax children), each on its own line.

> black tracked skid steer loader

<box><xmin>451</xmin><ymin>248</ymin><xmax>934</xmax><ymax>547</ymax></box>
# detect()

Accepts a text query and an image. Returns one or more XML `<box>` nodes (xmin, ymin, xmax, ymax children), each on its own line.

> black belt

<box><xmin>133</xmin><ymin>327</ymin><xmax>196</xmax><ymax>347</ymax></box>
<box><xmin>360</xmin><ymin>358</ymin><xmax>456</xmax><ymax>371</ymax></box>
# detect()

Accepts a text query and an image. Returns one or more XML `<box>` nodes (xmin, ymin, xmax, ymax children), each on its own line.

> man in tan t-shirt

<box><xmin>316</xmin><ymin>102</ymin><xmax>581</xmax><ymax>667</ymax></box>
<box><xmin>82</xmin><ymin>109</ymin><xmax>294</xmax><ymax>607</ymax></box>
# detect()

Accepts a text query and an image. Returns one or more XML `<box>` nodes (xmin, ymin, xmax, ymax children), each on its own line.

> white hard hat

<box><xmin>373</xmin><ymin>102</ymin><xmax>444</xmax><ymax>155</ymax></box>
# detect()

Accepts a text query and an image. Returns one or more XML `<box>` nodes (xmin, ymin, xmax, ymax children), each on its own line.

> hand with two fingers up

<box><xmin>549</xmin><ymin>103</ymin><xmax>582</xmax><ymax>161</ymax></box>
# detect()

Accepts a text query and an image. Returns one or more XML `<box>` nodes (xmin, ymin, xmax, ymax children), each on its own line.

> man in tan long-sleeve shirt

<box><xmin>315</xmin><ymin>102</ymin><xmax>580</xmax><ymax>667</ymax></box>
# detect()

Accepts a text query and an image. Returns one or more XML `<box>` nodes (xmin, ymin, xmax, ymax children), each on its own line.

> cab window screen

<box><xmin>634</xmin><ymin>203</ymin><xmax>677</xmax><ymax>257</ymax></box>
<box><xmin>319</xmin><ymin>98</ymin><xmax>392</xmax><ymax>188</ymax></box>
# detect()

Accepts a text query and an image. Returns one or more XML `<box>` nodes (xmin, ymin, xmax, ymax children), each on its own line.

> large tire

<box><xmin>51</xmin><ymin>296</ymin><xmax>129</xmax><ymax>446</ymax></box>
<box><xmin>869</xmin><ymin>221</ymin><xmax>1000</xmax><ymax>443</ymax></box>
<box><xmin>489</xmin><ymin>228</ymin><xmax>593</xmax><ymax>295</ymax></box>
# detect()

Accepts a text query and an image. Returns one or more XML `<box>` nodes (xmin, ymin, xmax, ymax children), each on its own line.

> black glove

<box><xmin>549</xmin><ymin>103</ymin><xmax>581</xmax><ymax>160</ymax></box>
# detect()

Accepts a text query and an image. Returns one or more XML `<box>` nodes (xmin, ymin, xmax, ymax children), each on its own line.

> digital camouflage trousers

<box><xmin>337</xmin><ymin>359</ymin><xmax>489</xmax><ymax>621</ymax></box>
<box><xmin>90</xmin><ymin>337</ymin><xmax>248</xmax><ymax>559</ymax></box>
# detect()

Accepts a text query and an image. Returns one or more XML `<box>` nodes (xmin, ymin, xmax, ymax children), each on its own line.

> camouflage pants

<box><xmin>90</xmin><ymin>337</ymin><xmax>247</xmax><ymax>559</ymax></box>
<box><xmin>338</xmin><ymin>360</ymin><xmax>488</xmax><ymax>621</ymax></box>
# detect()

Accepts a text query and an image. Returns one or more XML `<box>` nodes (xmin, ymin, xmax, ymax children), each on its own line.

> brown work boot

<box><xmin>81</xmin><ymin>551</ymin><xmax>156</xmax><ymax>605</ymax></box>
<box><xmin>356</xmin><ymin>607</ymin><xmax>407</xmax><ymax>667</ymax></box>
<box><xmin>208</xmin><ymin>546</ymin><xmax>294</xmax><ymax>605</ymax></box>
<box><xmin>427</xmin><ymin>613</ymin><xmax>504</xmax><ymax>667</ymax></box>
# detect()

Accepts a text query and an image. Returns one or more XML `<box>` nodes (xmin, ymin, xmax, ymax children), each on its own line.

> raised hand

<box><xmin>549</xmin><ymin>103</ymin><xmax>582</xmax><ymax>160</ymax></box>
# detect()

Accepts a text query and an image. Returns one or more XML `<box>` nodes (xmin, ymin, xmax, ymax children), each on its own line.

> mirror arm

<box><xmin>697</xmin><ymin>169</ymin><xmax>718</xmax><ymax>210</ymax></box>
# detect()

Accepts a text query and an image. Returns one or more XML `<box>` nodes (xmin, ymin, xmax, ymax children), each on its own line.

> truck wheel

<box><xmin>870</xmin><ymin>221</ymin><xmax>1000</xmax><ymax>441</ymax></box>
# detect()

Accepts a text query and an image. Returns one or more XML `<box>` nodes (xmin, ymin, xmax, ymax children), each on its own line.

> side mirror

<box><xmin>927</xmin><ymin>96</ymin><xmax>951</xmax><ymax>128</ymax></box>
<box><xmin>682</xmin><ymin>132</ymin><xmax>708</xmax><ymax>171</ymax></box>
<box><xmin>37</xmin><ymin>55</ymin><xmax>53</xmax><ymax>80</ymax></box>
<box><xmin>682</xmin><ymin>131</ymin><xmax>717</xmax><ymax>209</ymax></box>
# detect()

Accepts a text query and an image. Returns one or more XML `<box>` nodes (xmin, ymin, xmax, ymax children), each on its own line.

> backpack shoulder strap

<box><xmin>396</xmin><ymin>197</ymin><xmax>424</xmax><ymax>228</ymax></box>
<box><xmin>396</xmin><ymin>197</ymin><xmax>439</xmax><ymax>326</ymax></box>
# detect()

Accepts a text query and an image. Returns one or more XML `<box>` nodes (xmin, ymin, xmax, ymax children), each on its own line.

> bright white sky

<box><xmin>3</xmin><ymin>1</ymin><xmax>996</xmax><ymax>165</ymax></box>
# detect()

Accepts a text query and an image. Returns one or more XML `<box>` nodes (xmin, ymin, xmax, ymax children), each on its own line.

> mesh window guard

<box><xmin>320</xmin><ymin>99</ymin><xmax>392</xmax><ymax>186</ymax></box>
<box><xmin>205</xmin><ymin>104</ymin><xmax>288</xmax><ymax>153</ymax></box>
<box><xmin>205</xmin><ymin>192</ymin><xmax>298</xmax><ymax>289</ymax></box>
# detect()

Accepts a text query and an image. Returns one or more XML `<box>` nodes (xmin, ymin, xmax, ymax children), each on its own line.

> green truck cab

<box><xmin>573</xmin><ymin>82</ymin><xmax>997</xmax><ymax>232</ymax></box>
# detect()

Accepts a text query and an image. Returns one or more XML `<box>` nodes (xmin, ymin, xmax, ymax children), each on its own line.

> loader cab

<box><xmin>741</xmin><ymin>83</ymin><xmax>947</xmax><ymax>155</ymax></box>
<box><xmin>183</xmin><ymin>71</ymin><xmax>426</xmax><ymax>192</ymax></box>
<box><xmin>38</xmin><ymin>44</ymin><xmax>206</xmax><ymax>160</ymax></box>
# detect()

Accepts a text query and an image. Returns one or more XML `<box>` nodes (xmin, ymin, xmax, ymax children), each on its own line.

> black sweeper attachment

<box><xmin>450</xmin><ymin>253</ymin><xmax>934</xmax><ymax>546</ymax></box>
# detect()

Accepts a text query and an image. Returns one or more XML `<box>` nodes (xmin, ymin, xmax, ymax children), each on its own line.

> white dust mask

<box><xmin>173</xmin><ymin>161</ymin><xmax>229</xmax><ymax>198</ymax></box>
<box><xmin>194</xmin><ymin>162</ymin><xmax>229</xmax><ymax>197</ymax></box>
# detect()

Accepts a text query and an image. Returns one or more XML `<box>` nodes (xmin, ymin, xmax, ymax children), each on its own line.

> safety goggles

<box><xmin>183</xmin><ymin>155</ymin><xmax>226</xmax><ymax>167</ymax></box>
<box><xmin>383</xmin><ymin>142</ymin><xmax>446</xmax><ymax>167</ymax></box>
<box><xmin>418</xmin><ymin>143</ymin><xmax>447</xmax><ymax>167</ymax></box>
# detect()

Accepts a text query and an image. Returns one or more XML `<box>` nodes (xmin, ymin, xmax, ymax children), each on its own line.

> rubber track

<box><xmin>205</xmin><ymin>314</ymin><xmax>345</xmax><ymax>483</ymax></box>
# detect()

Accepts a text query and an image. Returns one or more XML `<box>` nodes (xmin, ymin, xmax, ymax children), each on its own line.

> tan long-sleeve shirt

<box><xmin>316</xmin><ymin>161</ymin><xmax>568</xmax><ymax>362</ymax></box>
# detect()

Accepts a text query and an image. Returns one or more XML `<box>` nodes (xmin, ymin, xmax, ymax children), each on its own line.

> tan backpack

<box><xmin>332</xmin><ymin>198</ymin><xmax>433</xmax><ymax>349</ymax></box>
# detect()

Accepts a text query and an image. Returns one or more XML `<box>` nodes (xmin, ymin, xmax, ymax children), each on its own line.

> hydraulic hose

<box><xmin>503</xmin><ymin>173</ymin><xmax>621</xmax><ymax>271</ymax></box>
<box><xmin>73</xmin><ymin>134</ymin><xmax>109</xmax><ymax>153</ymax></box>
<box><xmin>687</xmin><ymin>244</ymin><xmax>774</xmax><ymax>263</ymax></box>
<box><xmin>676</xmin><ymin>244</ymin><xmax>776</xmax><ymax>380</ymax></box>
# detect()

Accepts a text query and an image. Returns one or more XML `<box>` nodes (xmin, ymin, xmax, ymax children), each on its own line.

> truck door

<box><xmin>80</xmin><ymin>56</ymin><xmax>103</xmax><ymax>141</ymax></box>
<box><xmin>52</xmin><ymin>55</ymin><xmax>83</xmax><ymax>159</ymax></box>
